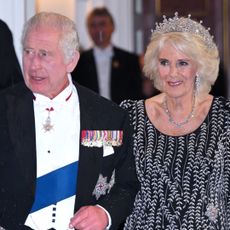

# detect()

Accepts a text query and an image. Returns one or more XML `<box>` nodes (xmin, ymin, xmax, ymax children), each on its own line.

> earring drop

<box><xmin>195</xmin><ymin>75</ymin><xmax>200</xmax><ymax>92</ymax></box>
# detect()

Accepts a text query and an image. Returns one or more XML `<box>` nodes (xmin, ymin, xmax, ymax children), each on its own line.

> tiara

<box><xmin>152</xmin><ymin>12</ymin><xmax>215</xmax><ymax>49</ymax></box>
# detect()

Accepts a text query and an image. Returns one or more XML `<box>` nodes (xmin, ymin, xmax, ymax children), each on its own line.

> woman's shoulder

<box><xmin>213</xmin><ymin>96</ymin><xmax>230</xmax><ymax>111</ymax></box>
<box><xmin>210</xmin><ymin>97</ymin><xmax>230</xmax><ymax>125</ymax></box>
<box><xmin>120</xmin><ymin>99</ymin><xmax>146</xmax><ymax>127</ymax></box>
<box><xmin>120</xmin><ymin>99</ymin><xmax>144</xmax><ymax>111</ymax></box>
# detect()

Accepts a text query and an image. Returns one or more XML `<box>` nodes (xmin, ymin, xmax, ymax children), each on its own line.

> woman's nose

<box><xmin>169</xmin><ymin>64</ymin><xmax>178</xmax><ymax>76</ymax></box>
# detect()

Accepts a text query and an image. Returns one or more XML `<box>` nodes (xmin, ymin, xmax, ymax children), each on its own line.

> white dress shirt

<box><xmin>93</xmin><ymin>45</ymin><xmax>113</xmax><ymax>100</ymax></box>
<box><xmin>25</xmin><ymin>75</ymin><xmax>80</xmax><ymax>230</ymax></box>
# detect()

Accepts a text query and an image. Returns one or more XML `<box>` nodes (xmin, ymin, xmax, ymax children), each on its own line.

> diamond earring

<box><xmin>195</xmin><ymin>75</ymin><xmax>200</xmax><ymax>92</ymax></box>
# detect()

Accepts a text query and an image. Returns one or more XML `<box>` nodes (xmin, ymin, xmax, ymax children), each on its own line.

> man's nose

<box><xmin>30</xmin><ymin>55</ymin><xmax>42</xmax><ymax>69</ymax></box>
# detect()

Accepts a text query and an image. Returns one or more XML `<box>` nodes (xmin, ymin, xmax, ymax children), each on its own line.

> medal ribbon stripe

<box><xmin>31</xmin><ymin>161</ymin><xmax>78</xmax><ymax>213</ymax></box>
<box><xmin>81</xmin><ymin>130</ymin><xmax>123</xmax><ymax>147</ymax></box>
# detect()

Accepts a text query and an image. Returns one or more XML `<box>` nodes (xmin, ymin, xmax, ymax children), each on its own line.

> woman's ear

<box><xmin>66</xmin><ymin>51</ymin><xmax>80</xmax><ymax>73</ymax></box>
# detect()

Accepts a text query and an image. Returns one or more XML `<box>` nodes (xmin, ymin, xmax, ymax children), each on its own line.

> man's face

<box><xmin>87</xmin><ymin>15</ymin><xmax>114</xmax><ymax>48</ymax></box>
<box><xmin>22</xmin><ymin>26</ymin><xmax>72</xmax><ymax>99</ymax></box>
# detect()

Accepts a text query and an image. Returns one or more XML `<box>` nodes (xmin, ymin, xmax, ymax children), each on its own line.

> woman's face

<box><xmin>157</xmin><ymin>43</ymin><xmax>198</xmax><ymax>98</ymax></box>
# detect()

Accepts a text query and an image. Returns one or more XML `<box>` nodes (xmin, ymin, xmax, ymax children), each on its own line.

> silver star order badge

<box><xmin>93</xmin><ymin>174</ymin><xmax>108</xmax><ymax>200</ymax></box>
<box><xmin>92</xmin><ymin>171</ymin><xmax>116</xmax><ymax>200</ymax></box>
<box><xmin>43</xmin><ymin>116</ymin><xmax>53</xmax><ymax>132</ymax></box>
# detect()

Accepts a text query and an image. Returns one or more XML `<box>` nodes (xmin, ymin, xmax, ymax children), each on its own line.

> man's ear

<box><xmin>66</xmin><ymin>51</ymin><xmax>80</xmax><ymax>73</ymax></box>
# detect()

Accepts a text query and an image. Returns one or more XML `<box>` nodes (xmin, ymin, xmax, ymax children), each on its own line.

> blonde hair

<box><xmin>143</xmin><ymin>32</ymin><xmax>220</xmax><ymax>95</ymax></box>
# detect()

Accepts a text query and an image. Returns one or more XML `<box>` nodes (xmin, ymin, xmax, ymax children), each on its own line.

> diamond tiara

<box><xmin>152</xmin><ymin>12</ymin><xmax>215</xmax><ymax>49</ymax></box>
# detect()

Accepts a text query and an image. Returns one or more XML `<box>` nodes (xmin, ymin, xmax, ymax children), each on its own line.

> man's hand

<box><xmin>69</xmin><ymin>205</ymin><xmax>109</xmax><ymax>230</ymax></box>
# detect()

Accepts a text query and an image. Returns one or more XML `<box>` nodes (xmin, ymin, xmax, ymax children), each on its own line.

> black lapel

<box><xmin>110</xmin><ymin>47</ymin><xmax>123</xmax><ymax>101</ymax></box>
<box><xmin>6</xmin><ymin>83</ymin><xmax>36</xmax><ymax>188</ymax></box>
<box><xmin>74</xmin><ymin>83</ymin><xmax>102</xmax><ymax>210</ymax></box>
<box><xmin>86</xmin><ymin>50</ymin><xmax>100</xmax><ymax>93</ymax></box>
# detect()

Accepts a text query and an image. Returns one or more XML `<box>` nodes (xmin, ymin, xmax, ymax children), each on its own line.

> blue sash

<box><xmin>31</xmin><ymin>161</ymin><xmax>78</xmax><ymax>212</ymax></box>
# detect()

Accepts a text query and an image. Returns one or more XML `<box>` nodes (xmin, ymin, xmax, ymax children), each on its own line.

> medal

<box><xmin>43</xmin><ymin>107</ymin><xmax>54</xmax><ymax>132</ymax></box>
<box><xmin>37</xmin><ymin>91</ymin><xmax>72</xmax><ymax>133</ymax></box>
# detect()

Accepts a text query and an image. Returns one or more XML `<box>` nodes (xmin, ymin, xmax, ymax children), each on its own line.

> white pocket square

<box><xmin>103</xmin><ymin>144</ymin><xmax>114</xmax><ymax>157</ymax></box>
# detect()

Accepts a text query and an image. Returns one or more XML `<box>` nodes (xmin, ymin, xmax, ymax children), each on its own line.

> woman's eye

<box><xmin>159</xmin><ymin>59</ymin><xmax>169</xmax><ymax>66</ymax></box>
<box><xmin>178</xmin><ymin>60</ymin><xmax>189</xmax><ymax>66</ymax></box>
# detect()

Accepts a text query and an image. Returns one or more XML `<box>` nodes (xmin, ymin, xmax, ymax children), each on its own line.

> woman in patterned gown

<box><xmin>121</xmin><ymin>13</ymin><xmax>230</xmax><ymax>229</ymax></box>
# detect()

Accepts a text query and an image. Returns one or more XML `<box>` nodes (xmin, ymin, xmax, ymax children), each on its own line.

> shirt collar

<box><xmin>33</xmin><ymin>74</ymin><xmax>73</xmax><ymax>106</ymax></box>
<box><xmin>93</xmin><ymin>44</ymin><xmax>114</xmax><ymax>58</ymax></box>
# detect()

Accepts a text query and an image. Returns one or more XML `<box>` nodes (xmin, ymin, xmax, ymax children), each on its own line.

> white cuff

<box><xmin>96</xmin><ymin>204</ymin><xmax>112</xmax><ymax>229</ymax></box>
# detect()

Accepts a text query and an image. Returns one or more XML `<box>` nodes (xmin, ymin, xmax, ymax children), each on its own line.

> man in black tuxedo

<box><xmin>71</xmin><ymin>7</ymin><xmax>143</xmax><ymax>104</ymax></box>
<box><xmin>0</xmin><ymin>19</ymin><xmax>23</xmax><ymax>89</ymax></box>
<box><xmin>0</xmin><ymin>12</ymin><xmax>138</xmax><ymax>230</ymax></box>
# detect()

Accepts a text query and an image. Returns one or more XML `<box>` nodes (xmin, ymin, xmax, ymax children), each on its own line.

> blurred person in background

<box><xmin>71</xmin><ymin>7</ymin><xmax>143</xmax><ymax>104</ymax></box>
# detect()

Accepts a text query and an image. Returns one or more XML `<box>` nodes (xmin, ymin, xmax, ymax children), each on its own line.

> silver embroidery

<box><xmin>205</xmin><ymin>203</ymin><xmax>218</xmax><ymax>222</ymax></box>
<box><xmin>93</xmin><ymin>170</ymin><xmax>116</xmax><ymax>200</ymax></box>
<box><xmin>107</xmin><ymin>170</ymin><xmax>115</xmax><ymax>193</ymax></box>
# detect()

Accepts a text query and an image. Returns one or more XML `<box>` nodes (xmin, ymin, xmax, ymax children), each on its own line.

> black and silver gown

<box><xmin>120</xmin><ymin>97</ymin><xmax>230</xmax><ymax>230</ymax></box>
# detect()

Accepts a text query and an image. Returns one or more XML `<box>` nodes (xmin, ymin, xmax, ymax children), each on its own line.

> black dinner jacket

<box><xmin>71</xmin><ymin>46</ymin><xmax>143</xmax><ymax>104</ymax></box>
<box><xmin>0</xmin><ymin>82</ymin><xmax>139</xmax><ymax>229</ymax></box>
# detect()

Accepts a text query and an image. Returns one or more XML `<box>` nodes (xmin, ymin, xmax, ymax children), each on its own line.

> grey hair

<box><xmin>143</xmin><ymin>32</ymin><xmax>220</xmax><ymax>95</ymax></box>
<box><xmin>21</xmin><ymin>12</ymin><xmax>80</xmax><ymax>62</ymax></box>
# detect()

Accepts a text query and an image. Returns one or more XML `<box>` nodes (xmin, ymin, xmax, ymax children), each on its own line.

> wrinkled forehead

<box><xmin>23</xmin><ymin>27</ymin><xmax>62</xmax><ymax>53</ymax></box>
<box><xmin>24</xmin><ymin>25</ymin><xmax>61</xmax><ymax>42</ymax></box>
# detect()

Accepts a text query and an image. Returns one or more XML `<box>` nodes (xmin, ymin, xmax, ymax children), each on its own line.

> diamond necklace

<box><xmin>163</xmin><ymin>95</ymin><xmax>195</xmax><ymax>128</ymax></box>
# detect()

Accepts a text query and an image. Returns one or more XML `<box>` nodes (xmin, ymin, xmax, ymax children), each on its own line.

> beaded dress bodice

<box><xmin>121</xmin><ymin>97</ymin><xmax>230</xmax><ymax>230</ymax></box>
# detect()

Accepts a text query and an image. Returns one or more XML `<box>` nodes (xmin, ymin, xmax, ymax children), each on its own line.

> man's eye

<box><xmin>24</xmin><ymin>48</ymin><xmax>33</xmax><ymax>55</ymax></box>
<box><xmin>40</xmin><ymin>51</ymin><xmax>48</xmax><ymax>57</ymax></box>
